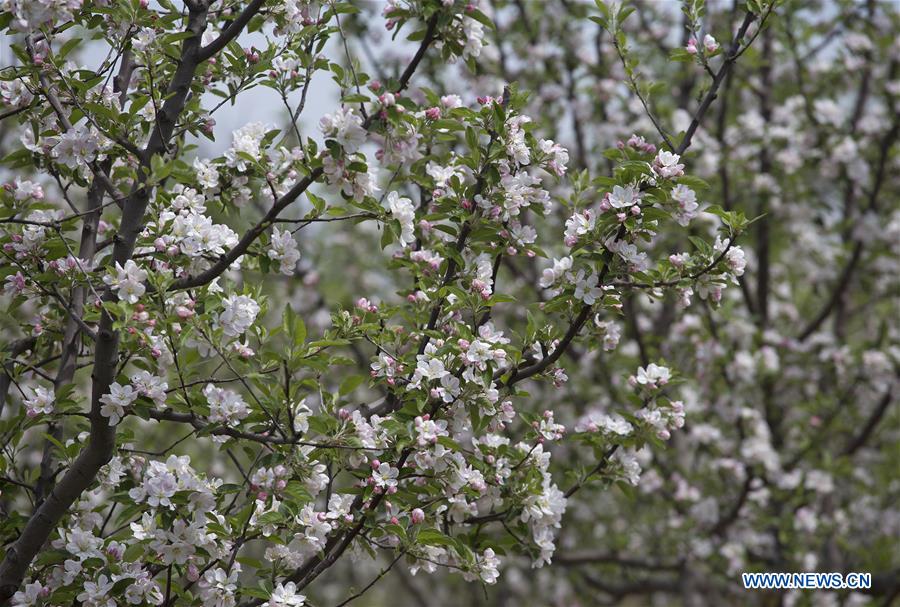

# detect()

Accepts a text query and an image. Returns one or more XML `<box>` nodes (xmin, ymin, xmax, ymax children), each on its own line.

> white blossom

<box><xmin>262</xmin><ymin>582</ymin><xmax>306</xmax><ymax>607</ymax></box>
<box><xmin>204</xmin><ymin>384</ymin><xmax>250</xmax><ymax>427</ymax></box>
<box><xmin>217</xmin><ymin>295</ymin><xmax>261</xmax><ymax>337</ymax></box>
<box><xmin>22</xmin><ymin>385</ymin><xmax>54</xmax><ymax>417</ymax></box>
<box><xmin>386</xmin><ymin>191</ymin><xmax>416</xmax><ymax>247</ymax></box>
<box><xmin>99</xmin><ymin>382</ymin><xmax>137</xmax><ymax>425</ymax></box>
<box><xmin>267</xmin><ymin>227</ymin><xmax>301</xmax><ymax>275</ymax></box>
<box><xmin>103</xmin><ymin>260</ymin><xmax>147</xmax><ymax>304</ymax></box>
<box><xmin>319</xmin><ymin>107</ymin><xmax>366</xmax><ymax>153</ymax></box>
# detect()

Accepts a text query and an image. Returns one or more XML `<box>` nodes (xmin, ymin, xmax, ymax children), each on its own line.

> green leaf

<box><xmin>467</xmin><ymin>9</ymin><xmax>496</xmax><ymax>31</ymax></box>
<box><xmin>432</xmin><ymin>119</ymin><xmax>463</xmax><ymax>131</ymax></box>
<box><xmin>342</xmin><ymin>93</ymin><xmax>369</xmax><ymax>103</ymax></box>
<box><xmin>617</xmin><ymin>5</ymin><xmax>635</xmax><ymax>23</ymax></box>
<box><xmin>416</xmin><ymin>528</ymin><xmax>456</xmax><ymax>547</ymax></box>
<box><xmin>380</xmin><ymin>226</ymin><xmax>394</xmax><ymax>249</ymax></box>
<box><xmin>677</xmin><ymin>175</ymin><xmax>710</xmax><ymax>191</ymax></box>
<box><xmin>58</xmin><ymin>37</ymin><xmax>82</xmax><ymax>60</ymax></box>
<box><xmin>283</xmin><ymin>306</ymin><xmax>307</xmax><ymax>345</ymax></box>
<box><xmin>283</xmin><ymin>480</ymin><xmax>312</xmax><ymax>505</ymax></box>
<box><xmin>339</xmin><ymin>375</ymin><xmax>364</xmax><ymax>396</ymax></box>
<box><xmin>488</xmin><ymin>293</ymin><xmax>516</xmax><ymax>305</ymax></box>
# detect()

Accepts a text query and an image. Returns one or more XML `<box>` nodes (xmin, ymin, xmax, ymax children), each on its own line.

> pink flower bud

<box><xmin>411</xmin><ymin>508</ymin><xmax>425</xmax><ymax>524</ymax></box>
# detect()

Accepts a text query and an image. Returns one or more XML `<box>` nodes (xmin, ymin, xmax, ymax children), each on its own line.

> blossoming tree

<box><xmin>0</xmin><ymin>0</ymin><xmax>896</xmax><ymax>606</ymax></box>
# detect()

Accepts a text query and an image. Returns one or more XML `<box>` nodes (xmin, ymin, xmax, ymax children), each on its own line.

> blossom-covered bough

<box><xmin>0</xmin><ymin>0</ymin><xmax>896</xmax><ymax>606</ymax></box>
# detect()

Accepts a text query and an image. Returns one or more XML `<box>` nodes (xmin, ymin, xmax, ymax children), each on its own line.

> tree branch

<box><xmin>172</xmin><ymin>14</ymin><xmax>441</xmax><ymax>292</ymax></box>
<box><xmin>197</xmin><ymin>0</ymin><xmax>267</xmax><ymax>62</ymax></box>
<box><xmin>0</xmin><ymin>5</ymin><xmax>212</xmax><ymax>599</ymax></box>
<box><xmin>842</xmin><ymin>386</ymin><xmax>894</xmax><ymax>456</ymax></box>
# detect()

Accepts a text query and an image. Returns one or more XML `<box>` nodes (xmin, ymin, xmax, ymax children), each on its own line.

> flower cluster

<box><xmin>3</xmin><ymin>2</ymin><xmax>894</xmax><ymax>607</ymax></box>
